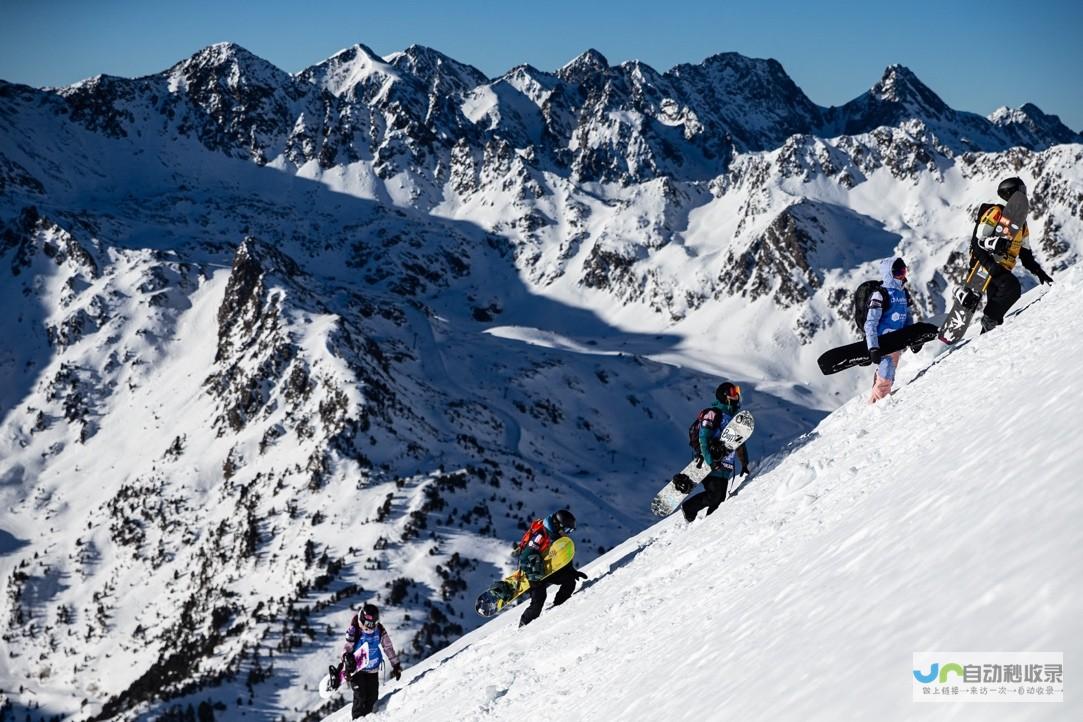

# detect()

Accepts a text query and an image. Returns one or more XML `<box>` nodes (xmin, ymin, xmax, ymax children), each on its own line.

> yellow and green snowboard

<box><xmin>475</xmin><ymin>537</ymin><xmax>575</xmax><ymax>617</ymax></box>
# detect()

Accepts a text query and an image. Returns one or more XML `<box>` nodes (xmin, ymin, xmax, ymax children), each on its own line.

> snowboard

<box><xmin>816</xmin><ymin>322</ymin><xmax>939</xmax><ymax>376</ymax></box>
<box><xmin>317</xmin><ymin>639</ymin><xmax>377</xmax><ymax>700</ymax></box>
<box><xmin>939</xmin><ymin>190</ymin><xmax>1029</xmax><ymax>344</ymax></box>
<box><xmin>651</xmin><ymin>410</ymin><xmax>755</xmax><ymax>517</ymax></box>
<box><xmin>318</xmin><ymin>669</ymin><xmax>340</xmax><ymax>700</ymax></box>
<box><xmin>475</xmin><ymin>537</ymin><xmax>575</xmax><ymax>617</ymax></box>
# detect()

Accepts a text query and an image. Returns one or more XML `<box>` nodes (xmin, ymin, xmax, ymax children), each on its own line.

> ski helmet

<box><xmin>360</xmin><ymin>603</ymin><xmax>379</xmax><ymax>628</ymax></box>
<box><xmin>715</xmin><ymin>382</ymin><xmax>741</xmax><ymax>406</ymax></box>
<box><xmin>996</xmin><ymin>177</ymin><xmax>1025</xmax><ymax>202</ymax></box>
<box><xmin>891</xmin><ymin>257</ymin><xmax>908</xmax><ymax>279</ymax></box>
<box><xmin>551</xmin><ymin>509</ymin><xmax>576</xmax><ymax>535</ymax></box>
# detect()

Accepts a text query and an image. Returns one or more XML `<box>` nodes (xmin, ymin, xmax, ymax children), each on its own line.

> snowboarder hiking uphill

<box><xmin>475</xmin><ymin>520</ymin><xmax>576</xmax><ymax>618</ymax></box>
<box><xmin>939</xmin><ymin>177</ymin><xmax>1052</xmax><ymax>343</ymax></box>
<box><xmin>512</xmin><ymin>509</ymin><xmax>586</xmax><ymax>627</ymax></box>
<box><xmin>865</xmin><ymin>257</ymin><xmax>917</xmax><ymax>404</ymax></box>
<box><xmin>680</xmin><ymin>383</ymin><xmax>751</xmax><ymax>523</ymax></box>
<box><xmin>814</xmin><ymin>269</ymin><xmax>936</xmax><ymax>377</ymax></box>
<box><xmin>970</xmin><ymin>177</ymin><xmax>1053</xmax><ymax>334</ymax></box>
<box><xmin>326</xmin><ymin>603</ymin><xmax>402</xmax><ymax>718</ymax></box>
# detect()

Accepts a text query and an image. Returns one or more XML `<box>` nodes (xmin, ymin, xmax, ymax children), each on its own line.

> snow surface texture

<box><xmin>1</xmin><ymin>40</ymin><xmax>1082</xmax><ymax>720</ymax></box>
<box><xmin>322</xmin><ymin>272</ymin><xmax>1082</xmax><ymax>722</ymax></box>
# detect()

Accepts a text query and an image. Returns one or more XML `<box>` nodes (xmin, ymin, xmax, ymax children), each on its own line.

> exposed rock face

<box><xmin>667</xmin><ymin>52</ymin><xmax>825</xmax><ymax>152</ymax></box>
<box><xmin>717</xmin><ymin>200</ymin><xmax>823</xmax><ymax>308</ymax></box>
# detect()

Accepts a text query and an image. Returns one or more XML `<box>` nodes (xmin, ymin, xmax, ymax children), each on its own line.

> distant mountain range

<box><xmin>15</xmin><ymin>42</ymin><xmax>1079</xmax><ymax>185</ymax></box>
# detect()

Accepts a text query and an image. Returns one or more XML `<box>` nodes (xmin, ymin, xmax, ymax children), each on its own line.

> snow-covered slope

<box><xmin>325</xmin><ymin>269</ymin><xmax>1082</xmax><ymax>722</ymax></box>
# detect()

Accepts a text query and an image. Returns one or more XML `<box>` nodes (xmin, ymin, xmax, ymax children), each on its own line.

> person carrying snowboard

<box><xmin>970</xmin><ymin>177</ymin><xmax>1053</xmax><ymax>334</ymax></box>
<box><xmin>327</xmin><ymin>603</ymin><xmax>403</xmax><ymax>718</ymax></box>
<box><xmin>680</xmin><ymin>382</ymin><xmax>751</xmax><ymax>522</ymax></box>
<box><xmin>865</xmin><ymin>257</ymin><xmax>917</xmax><ymax>404</ymax></box>
<box><xmin>511</xmin><ymin>509</ymin><xmax>586</xmax><ymax>627</ymax></box>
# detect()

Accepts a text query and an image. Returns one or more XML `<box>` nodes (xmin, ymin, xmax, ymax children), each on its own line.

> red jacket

<box><xmin>515</xmin><ymin>518</ymin><xmax>552</xmax><ymax>556</ymax></box>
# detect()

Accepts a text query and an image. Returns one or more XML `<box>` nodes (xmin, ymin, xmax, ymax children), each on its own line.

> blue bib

<box><xmin>352</xmin><ymin>628</ymin><xmax>383</xmax><ymax>671</ymax></box>
<box><xmin>877</xmin><ymin>285</ymin><xmax>909</xmax><ymax>335</ymax></box>
<box><xmin>705</xmin><ymin>410</ymin><xmax>737</xmax><ymax>470</ymax></box>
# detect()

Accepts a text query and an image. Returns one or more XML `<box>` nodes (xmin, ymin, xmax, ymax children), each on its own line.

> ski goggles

<box><xmin>360</xmin><ymin>614</ymin><xmax>378</xmax><ymax>630</ymax></box>
<box><xmin>721</xmin><ymin>384</ymin><xmax>741</xmax><ymax>402</ymax></box>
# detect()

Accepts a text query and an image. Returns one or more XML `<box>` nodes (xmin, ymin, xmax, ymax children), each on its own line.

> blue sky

<box><xmin>2</xmin><ymin>0</ymin><xmax>1081</xmax><ymax>128</ymax></box>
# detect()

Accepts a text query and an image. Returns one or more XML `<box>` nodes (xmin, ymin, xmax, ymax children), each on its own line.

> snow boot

<box><xmin>980</xmin><ymin>315</ymin><xmax>1000</xmax><ymax>334</ymax></box>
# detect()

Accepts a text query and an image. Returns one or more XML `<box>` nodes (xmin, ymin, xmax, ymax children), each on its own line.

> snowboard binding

<box><xmin>488</xmin><ymin>580</ymin><xmax>516</xmax><ymax>603</ymax></box>
<box><xmin>978</xmin><ymin>235</ymin><xmax>1010</xmax><ymax>255</ymax></box>
<box><xmin>954</xmin><ymin>287</ymin><xmax>981</xmax><ymax>310</ymax></box>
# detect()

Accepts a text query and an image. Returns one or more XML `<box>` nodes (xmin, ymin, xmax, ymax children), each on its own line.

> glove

<box><xmin>328</xmin><ymin>665</ymin><xmax>341</xmax><ymax>690</ymax></box>
<box><xmin>342</xmin><ymin>651</ymin><xmax>356</xmax><ymax>674</ymax></box>
<box><xmin>909</xmin><ymin>342</ymin><xmax>924</xmax><ymax>354</ymax></box>
<box><xmin>392</xmin><ymin>664</ymin><xmax>402</xmax><ymax>681</ymax></box>
<box><xmin>1036</xmin><ymin>268</ymin><xmax>1053</xmax><ymax>285</ymax></box>
<box><xmin>869</xmin><ymin>347</ymin><xmax>882</xmax><ymax>364</ymax></box>
<box><xmin>573</xmin><ymin>569</ymin><xmax>588</xmax><ymax>581</ymax></box>
<box><xmin>672</xmin><ymin>473</ymin><xmax>693</xmax><ymax>494</ymax></box>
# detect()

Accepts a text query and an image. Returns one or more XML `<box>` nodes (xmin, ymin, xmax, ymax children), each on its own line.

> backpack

<box><xmin>852</xmin><ymin>280</ymin><xmax>912</xmax><ymax>335</ymax></box>
<box><xmin>514</xmin><ymin>518</ymin><xmax>551</xmax><ymax>554</ymax></box>
<box><xmin>971</xmin><ymin>202</ymin><xmax>998</xmax><ymax>243</ymax></box>
<box><xmin>687</xmin><ymin>407</ymin><xmax>726</xmax><ymax>460</ymax></box>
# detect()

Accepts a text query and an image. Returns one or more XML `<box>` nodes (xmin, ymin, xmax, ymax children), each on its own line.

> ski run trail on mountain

<box><xmin>320</xmin><ymin>270</ymin><xmax>1081</xmax><ymax>721</ymax></box>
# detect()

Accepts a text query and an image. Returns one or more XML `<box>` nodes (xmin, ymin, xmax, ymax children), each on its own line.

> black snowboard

<box><xmin>938</xmin><ymin>190</ymin><xmax>1029</xmax><ymax>344</ymax></box>
<box><xmin>817</xmin><ymin>322</ymin><xmax>938</xmax><ymax>375</ymax></box>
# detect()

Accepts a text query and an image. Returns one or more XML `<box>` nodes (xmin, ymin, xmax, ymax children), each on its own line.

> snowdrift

<box><xmin>319</xmin><ymin>269</ymin><xmax>1082</xmax><ymax>721</ymax></box>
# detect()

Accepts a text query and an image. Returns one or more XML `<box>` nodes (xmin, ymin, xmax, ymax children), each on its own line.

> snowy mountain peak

<box><xmin>989</xmin><ymin>102</ymin><xmax>1083</xmax><ymax>147</ymax></box>
<box><xmin>665</xmin><ymin>51</ymin><xmax>822</xmax><ymax>153</ymax></box>
<box><xmin>298</xmin><ymin>43</ymin><xmax>400</xmax><ymax>96</ymax></box>
<box><xmin>823</xmin><ymin>63</ymin><xmax>1007</xmax><ymax>151</ymax></box>
<box><xmin>187</xmin><ymin>41</ymin><xmax>252</xmax><ymax>63</ymax></box>
<box><xmin>698</xmin><ymin>51</ymin><xmax>781</xmax><ymax>74</ymax></box>
<box><xmin>501</xmin><ymin>63</ymin><xmax>556</xmax><ymax>85</ymax></box>
<box><xmin>557</xmin><ymin>48</ymin><xmax>610</xmax><ymax>82</ymax></box>
<box><xmin>386</xmin><ymin>44</ymin><xmax>489</xmax><ymax>94</ymax></box>
<box><xmin>165</xmin><ymin>41</ymin><xmax>290</xmax><ymax>91</ymax></box>
<box><xmin>989</xmin><ymin>105</ymin><xmax>1027</xmax><ymax>124</ymax></box>
<box><xmin>55</xmin><ymin>73</ymin><xmax>115</xmax><ymax>92</ymax></box>
<box><xmin>668</xmin><ymin>52</ymin><xmax>801</xmax><ymax>92</ymax></box>
<box><xmin>869</xmin><ymin>64</ymin><xmax>948</xmax><ymax>115</ymax></box>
